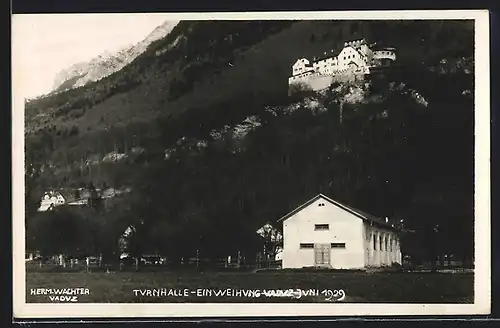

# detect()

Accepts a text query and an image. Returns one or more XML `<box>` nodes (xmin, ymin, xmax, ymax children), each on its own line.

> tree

<box><xmin>25</xmin><ymin>162</ymin><xmax>43</xmax><ymax>224</ymax></box>
<box><xmin>26</xmin><ymin>206</ymin><xmax>97</xmax><ymax>263</ymax></box>
<box><xmin>87</xmin><ymin>182</ymin><xmax>104</xmax><ymax>210</ymax></box>
<box><xmin>256</xmin><ymin>223</ymin><xmax>283</xmax><ymax>263</ymax></box>
<box><xmin>25</xmin><ymin>141</ymin><xmax>45</xmax><ymax>237</ymax></box>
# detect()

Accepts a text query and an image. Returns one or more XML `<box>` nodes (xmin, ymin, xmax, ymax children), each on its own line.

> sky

<box><xmin>13</xmin><ymin>14</ymin><xmax>176</xmax><ymax>99</ymax></box>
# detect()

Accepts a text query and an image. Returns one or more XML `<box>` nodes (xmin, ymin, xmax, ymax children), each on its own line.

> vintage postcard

<box><xmin>12</xmin><ymin>10</ymin><xmax>490</xmax><ymax>319</ymax></box>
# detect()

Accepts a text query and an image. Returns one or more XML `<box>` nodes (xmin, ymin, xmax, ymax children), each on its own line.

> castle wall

<box><xmin>294</xmin><ymin>74</ymin><xmax>334</xmax><ymax>92</ymax></box>
<box><xmin>373</xmin><ymin>50</ymin><xmax>396</xmax><ymax>61</ymax></box>
<box><xmin>289</xmin><ymin>72</ymin><xmax>366</xmax><ymax>93</ymax></box>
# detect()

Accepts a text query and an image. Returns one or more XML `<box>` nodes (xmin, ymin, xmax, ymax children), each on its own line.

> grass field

<box><xmin>26</xmin><ymin>270</ymin><xmax>473</xmax><ymax>303</ymax></box>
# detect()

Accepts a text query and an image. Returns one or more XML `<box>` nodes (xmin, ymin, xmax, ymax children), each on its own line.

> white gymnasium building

<box><xmin>279</xmin><ymin>194</ymin><xmax>402</xmax><ymax>269</ymax></box>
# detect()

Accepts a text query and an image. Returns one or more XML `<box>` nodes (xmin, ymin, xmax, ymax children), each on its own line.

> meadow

<box><xmin>26</xmin><ymin>269</ymin><xmax>473</xmax><ymax>303</ymax></box>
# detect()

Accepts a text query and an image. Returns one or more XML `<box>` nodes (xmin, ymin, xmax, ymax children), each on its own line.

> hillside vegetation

<box><xmin>25</xmin><ymin>20</ymin><xmax>474</xmax><ymax>267</ymax></box>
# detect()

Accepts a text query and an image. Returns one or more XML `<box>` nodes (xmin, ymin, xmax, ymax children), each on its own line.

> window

<box><xmin>331</xmin><ymin>243</ymin><xmax>345</xmax><ymax>248</ymax></box>
<box><xmin>373</xmin><ymin>235</ymin><xmax>377</xmax><ymax>250</ymax></box>
<box><xmin>300</xmin><ymin>243</ymin><xmax>314</xmax><ymax>249</ymax></box>
<box><xmin>315</xmin><ymin>224</ymin><xmax>329</xmax><ymax>230</ymax></box>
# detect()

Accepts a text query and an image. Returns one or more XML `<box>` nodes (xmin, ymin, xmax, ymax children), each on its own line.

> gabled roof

<box><xmin>277</xmin><ymin>193</ymin><xmax>399</xmax><ymax>230</ymax></box>
<box><xmin>293</xmin><ymin>58</ymin><xmax>311</xmax><ymax>66</ymax></box>
<box><xmin>57</xmin><ymin>189</ymin><xmax>77</xmax><ymax>203</ymax></box>
<box><xmin>48</xmin><ymin>188</ymin><xmax>94</xmax><ymax>204</ymax></box>
<box><xmin>340</xmin><ymin>45</ymin><xmax>366</xmax><ymax>59</ymax></box>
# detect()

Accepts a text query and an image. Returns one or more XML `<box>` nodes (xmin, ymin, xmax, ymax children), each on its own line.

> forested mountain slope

<box><xmin>25</xmin><ymin>20</ymin><xmax>474</xmax><ymax>265</ymax></box>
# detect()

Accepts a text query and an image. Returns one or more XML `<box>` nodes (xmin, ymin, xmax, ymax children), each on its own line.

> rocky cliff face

<box><xmin>51</xmin><ymin>21</ymin><xmax>179</xmax><ymax>93</ymax></box>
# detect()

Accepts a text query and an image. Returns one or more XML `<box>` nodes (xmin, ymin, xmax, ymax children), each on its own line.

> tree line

<box><xmin>24</xmin><ymin>20</ymin><xmax>474</xmax><ymax>269</ymax></box>
<box><xmin>25</xmin><ymin>66</ymin><xmax>474</xmax><ymax>267</ymax></box>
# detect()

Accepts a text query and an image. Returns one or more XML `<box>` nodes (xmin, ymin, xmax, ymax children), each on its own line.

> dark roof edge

<box><xmin>277</xmin><ymin>194</ymin><xmax>323</xmax><ymax>222</ymax></box>
<box><xmin>277</xmin><ymin>193</ymin><xmax>400</xmax><ymax>231</ymax></box>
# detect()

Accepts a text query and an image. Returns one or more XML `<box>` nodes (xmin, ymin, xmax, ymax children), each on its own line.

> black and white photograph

<box><xmin>12</xmin><ymin>10</ymin><xmax>490</xmax><ymax>318</ymax></box>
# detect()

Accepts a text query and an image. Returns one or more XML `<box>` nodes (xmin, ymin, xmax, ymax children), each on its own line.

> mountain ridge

<box><xmin>51</xmin><ymin>20</ymin><xmax>179</xmax><ymax>93</ymax></box>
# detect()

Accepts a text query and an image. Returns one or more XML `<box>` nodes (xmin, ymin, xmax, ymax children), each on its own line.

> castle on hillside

<box><xmin>288</xmin><ymin>38</ymin><xmax>396</xmax><ymax>92</ymax></box>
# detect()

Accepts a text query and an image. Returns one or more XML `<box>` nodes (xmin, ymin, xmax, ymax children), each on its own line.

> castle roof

<box><xmin>313</xmin><ymin>55</ymin><xmax>336</xmax><ymax>63</ymax></box>
<box><xmin>293</xmin><ymin>58</ymin><xmax>311</xmax><ymax>65</ymax></box>
<box><xmin>344</xmin><ymin>38</ymin><xmax>367</xmax><ymax>48</ymax></box>
<box><xmin>373</xmin><ymin>46</ymin><xmax>396</xmax><ymax>51</ymax></box>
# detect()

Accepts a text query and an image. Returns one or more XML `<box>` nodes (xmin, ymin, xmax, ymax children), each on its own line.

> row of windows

<box><xmin>372</xmin><ymin>236</ymin><xmax>397</xmax><ymax>251</ymax></box>
<box><xmin>315</xmin><ymin>224</ymin><xmax>329</xmax><ymax>230</ymax></box>
<box><xmin>300</xmin><ymin>243</ymin><xmax>346</xmax><ymax>249</ymax></box>
<box><xmin>312</xmin><ymin>223</ymin><xmax>397</xmax><ymax>252</ymax></box>
<box><xmin>375</xmin><ymin>51</ymin><xmax>394</xmax><ymax>56</ymax></box>
<box><xmin>315</xmin><ymin>59</ymin><xmax>337</xmax><ymax>67</ymax></box>
<box><xmin>307</xmin><ymin>54</ymin><xmax>371</xmax><ymax>71</ymax></box>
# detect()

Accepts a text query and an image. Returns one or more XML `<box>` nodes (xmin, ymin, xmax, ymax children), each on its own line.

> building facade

<box><xmin>279</xmin><ymin>194</ymin><xmax>402</xmax><ymax>269</ymax></box>
<box><xmin>288</xmin><ymin>38</ymin><xmax>396</xmax><ymax>92</ymax></box>
<box><xmin>38</xmin><ymin>191</ymin><xmax>66</xmax><ymax>211</ymax></box>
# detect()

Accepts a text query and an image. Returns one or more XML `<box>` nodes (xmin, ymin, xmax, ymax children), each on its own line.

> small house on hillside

<box><xmin>37</xmin><ymin>188</ymin><xmax>96</xmax><ymax>211</ymax></box>
<box><xmin>38</xmin><ymin>191</ymin><xmax>66</xmax><ymax>211</ymax></box>
<box><xmin>38</xmin><ymin>186</ymin><xmax>132</xmax><ymax>212</ymax></box>
<box><xmin>279</xmin><ymin>194</ymin><xmax>402</xmax><ymax>269</ymax></box>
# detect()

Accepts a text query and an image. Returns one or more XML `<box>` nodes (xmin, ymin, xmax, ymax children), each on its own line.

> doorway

<box><xmin>314</xmin><ymin>243</ymin><xmax>331</xmax><ymax>267</ymax></box>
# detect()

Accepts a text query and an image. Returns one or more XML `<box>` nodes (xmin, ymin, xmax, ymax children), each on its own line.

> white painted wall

<box><xmin>338</xmin><ymin>46</ymin><xmax>367</xmax><ymax>70</ymax></box>
<box><xmin>282</xmin><ymin>197</ymin><xmax>365</xmax><ymax>269</ymax></box>
<box><xmin>313</xmin><ymin>56</ymin><xmax>339</xmax><ymax>75</ymax></box>
<box><xmin>289</xmin><ymin>74</ymin><xmax>334</xmax><ymax>92</ymax></box>
<box><xmin>373</xmin><ymin>50</ymin><xmax>396</xmax><ymax>61</ymax></box>
<box><xmin>288</xmin><ymin>73</ymin><xmax>364</xmax><ymax>93</ymax></box>
<box><xmin>358</xmin><ymin>44</ymin><xmax>373</xmax><ymax>62</ymax></box>
<box><xmin>292</xmin><ymin>58</ymin><xmax>313</xmax><ymax>76</ymax></box>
